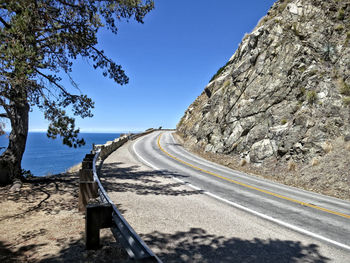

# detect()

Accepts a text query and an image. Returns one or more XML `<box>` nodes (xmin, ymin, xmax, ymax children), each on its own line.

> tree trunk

<box><xmin>0</xmin><ymin>100</ymin><xmax>29</xmax><ymax>185</ymax></box>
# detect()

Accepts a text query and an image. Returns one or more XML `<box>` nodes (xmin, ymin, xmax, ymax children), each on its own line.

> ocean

<box><xmin>0</xmin><ymin>132</ymin><xmax>121</xmax><ymax>177</ymax></box>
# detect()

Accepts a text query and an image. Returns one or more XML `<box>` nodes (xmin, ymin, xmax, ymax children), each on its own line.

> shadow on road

<box><xmin>141</xmin><ymin>228</ymin><xmax>330</xmax><ymax>263</ymax></box>
<box><xmin>99</xmin><ymin>156</ymin><xmax>330</xmax><ymax>262</ymax></box>
<box><xmin>101</xmin><ymin>162</ymin><xmax>203</xmax><ymax>197</ymax></box>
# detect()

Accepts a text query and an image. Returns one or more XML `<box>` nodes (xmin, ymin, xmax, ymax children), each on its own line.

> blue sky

<box><xmin>29</xmin><ymin>0</ymin><xmax>277</xmax><ymax>133</ymax></box>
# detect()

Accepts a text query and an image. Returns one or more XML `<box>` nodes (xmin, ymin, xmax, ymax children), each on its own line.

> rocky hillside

<box><xmin>177</xmin><ymin>0</ymin><xmax>350</xmax><ymax>167</ymax></box>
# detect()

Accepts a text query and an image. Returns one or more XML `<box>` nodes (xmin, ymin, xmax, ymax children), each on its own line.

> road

<box><xmin>132</xmin><ymin>130</ymin><xmax>350</xmax><ymax>253</ymax></box>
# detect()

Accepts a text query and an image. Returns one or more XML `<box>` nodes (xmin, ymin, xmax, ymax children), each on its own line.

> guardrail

<box><xmin>78</xmin><ymin>132</ymin><xmax>162</xmax><ymax>263</ymax></box>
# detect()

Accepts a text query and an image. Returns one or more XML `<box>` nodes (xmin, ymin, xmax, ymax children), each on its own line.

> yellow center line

<box><xmin>157</xmin><ymin>133</ymin><xmax>350</xmax><ymax>219</ymax></box>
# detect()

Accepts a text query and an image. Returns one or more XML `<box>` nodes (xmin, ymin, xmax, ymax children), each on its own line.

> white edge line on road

<box><xmin>132</xmin><ymin>134</ymin><xmax>350</xmax><ymax>252</ymax></box>
<box><xmin>133</xmin><ymin>135</ymin><xmax>160</xmax><ymax>171</ymax></box>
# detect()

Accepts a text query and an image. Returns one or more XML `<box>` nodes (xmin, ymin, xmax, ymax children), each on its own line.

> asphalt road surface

<box><xmin>131</xmin><ymin>131</ymin><xmax>350</xmax><ymax>257</ymax></box>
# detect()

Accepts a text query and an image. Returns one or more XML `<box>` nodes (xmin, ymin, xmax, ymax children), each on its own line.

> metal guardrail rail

<box><xmin>91</xmin><ymin>150</ymin><xmax>162</xmax><ymax>262</ymax></box>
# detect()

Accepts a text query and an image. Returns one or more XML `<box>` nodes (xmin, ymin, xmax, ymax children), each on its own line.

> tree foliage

<box><xmin>0</xmin><ymin>0</ymin><xmax>153</xmax><ymax>183</ymax></box>
<box><xmin>0</xmin><ymin>0</ymin><xmax>153</xmax><ymax>147</ymax></box>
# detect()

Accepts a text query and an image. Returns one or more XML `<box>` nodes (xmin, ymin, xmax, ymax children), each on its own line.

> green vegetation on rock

<box><xmin>209</xmin><ymin>61</ymin><xmax>232</xmax><ymax>82</ymax></box>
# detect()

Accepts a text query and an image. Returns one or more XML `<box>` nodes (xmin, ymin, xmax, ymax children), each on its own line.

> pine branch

<box><xmin>0</xmin><ymin>113</ymin><xmax>8</xmax><ymax>118</ymax></box>
<box><xmin>0</xmin><ymin>17</ymin><xmax>10</xmax><ymax>29</ymax></box>
<box><xmin>35</xmin><ymin>69</ymin><xmax>69</xmax><ymax>96</ymax></box>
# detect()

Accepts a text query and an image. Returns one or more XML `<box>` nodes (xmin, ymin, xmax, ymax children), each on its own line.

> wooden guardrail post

<box><xmin>85</xmin><ymin>203</ymin><xmax>113</xmax><ymax>250</ymax></box>
<box><xmin>78</xmin><ymin>154</ymin><xmax>98</xmax><ymax>212</ymax></box>
<box><xmin>81</xmin><ymin>136</ymin><xmax>162</xmax><ymax>262</ymax></box>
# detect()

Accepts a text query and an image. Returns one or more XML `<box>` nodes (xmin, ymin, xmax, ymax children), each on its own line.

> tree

<box><xmin>0</xmin><ymin>0</ymin><xmax>154</xmax><ymax>185</ymax></box>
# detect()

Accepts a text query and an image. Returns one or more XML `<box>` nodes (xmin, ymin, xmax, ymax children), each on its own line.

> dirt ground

<box><xmin>0</xmin><ymin>165</ymin><xmax>127</xmax><ymax>263</ymax></box>
<box><xmin>174</xmin><ymin>133</ymin><xmax>350</xmax><ymax>201</ymax></box>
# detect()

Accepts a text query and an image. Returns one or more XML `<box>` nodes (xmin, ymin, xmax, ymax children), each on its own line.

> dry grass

<box><xmin>223</xmin><ymin>80</ymin><xmax>230</xmax><ymax>89</ymax></box>
<box><xmin>240</xmin><ymin>159</ymin><xmax>247</xmax><ymax>167</ymax></box>
<box><xmin>338</xmin><ymin>78</ymin><xmax>350</xmax><ymax>95</ymax></box>
<box><xmin>287</xmin><ymin>160</ymin><xmax>296</xmax><ymax>171</ymax></box>
<box><xmin>321</xmin><ymin>141</ymin><xmax>333</xmax><ymax>154</ymax></box>
<box><xmin>346</xmin><ymin>142</ymin><xmax>350</xmax><ymax>151</ymax></box>
<box><xmin>311</xmin><ymin>158</ymin><xmax>320</xmax><ymax>166</ymax></box>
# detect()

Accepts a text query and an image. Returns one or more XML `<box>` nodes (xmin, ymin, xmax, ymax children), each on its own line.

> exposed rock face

<box><xmin>177</xmin><ymin>0</ymin><xmax>350</xmax><ymax>164</ymax></box>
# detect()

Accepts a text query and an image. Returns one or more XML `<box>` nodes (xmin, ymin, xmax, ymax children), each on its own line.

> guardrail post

<box><xmin>86</xmin><ymin>203</ymin><xmax>113</xmax><ymax>250</ymax></box>
<box><xmin>82</xmin><ymin>137</ymin><xmax>162</xmax><ymax>262</ymax></box>
<box><xmin>79</xmin><ymin>154</ymin><xmax>98</xmax><ymax>212</ymax></box>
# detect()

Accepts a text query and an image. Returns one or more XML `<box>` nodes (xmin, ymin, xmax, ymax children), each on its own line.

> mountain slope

<box><xmin>176</xmin><ymin>0</ymin><xmax>350</xmax><ymax>199</ymax></box>
<box><xmin>178</xmin><ymin>0</ymin><xmax>350</xmax><ymax>163</ymax></box>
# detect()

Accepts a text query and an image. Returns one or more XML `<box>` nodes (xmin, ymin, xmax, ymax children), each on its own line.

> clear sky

<box><xmin>29</xmin><ymin>0</ymin><xmax>277</xmax><ymax>133</ymax></box>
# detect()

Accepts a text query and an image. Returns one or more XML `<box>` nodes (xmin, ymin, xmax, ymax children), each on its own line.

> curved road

<box><xmin>133</xmin><ymin>131</ymin><xmax>350</xmax><ymax>252</ymax></box>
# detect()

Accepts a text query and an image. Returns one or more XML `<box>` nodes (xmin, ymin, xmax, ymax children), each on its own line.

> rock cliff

<box><xmin>177</xmin><ymin>0</ymin><xmax>350</xmax><ymax>166</ymax></box>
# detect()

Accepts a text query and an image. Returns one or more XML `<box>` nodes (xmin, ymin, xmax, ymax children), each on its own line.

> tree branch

<box><xmin>0</xmin><ymin>96</ymin><xmax>7</xmax><ymax>106</ymax></box>
<box><xmin>56</xmin><ymin>0</ymin><xmax>80</xmax><ymax>9</ymax></box>
<box><xmin>0</xmin><ymin>113</ymin><xmax>8</xmax><ymax>118</ymax></box>
<box><xmin>90</xmin><ymin>46</ymin><xmax>113</xmax><ymax>64</ymax></box>
<box><xmin>0</xmin><ymin>17</ymin><xmax>11</xmax><ymax>29</ymax></box>
<box><xmin>35</xmin><ymin>69</ymin><xmax>70</xmax><ymax>96</ymax></box>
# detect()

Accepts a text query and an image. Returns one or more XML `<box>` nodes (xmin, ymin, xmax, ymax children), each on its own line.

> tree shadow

<box><xmin>40</xmin><ymin>235</ymin><xmax>129</xmax><ymax>263</ymax></box>
<box><xmin>0</xmin><ymin>240</ymin><xmax>47</xmax><ymax>263</ymax></box>
<box><xmin>141</xmin><ymin>228</ymin><xmax>330</xmax><ymax>263</ymax></box>
<box><xmin>0</xmin><ymin>172</ymin><xmax>131</xmax><ymax>262</ymax></box>
<box><xmin>100</xmin><ymin>162</ymin><xmax>203</xmax><ymax>197</ymax></box>
<box><xmin>0</xmin><ymin>174</ymin><xmax>80</xmax><ymax>222</ymax></box>
<box><xmin>0</xmin><ymin>235</ymin><xmax>129</xmax><ymax>263</ymax></box>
